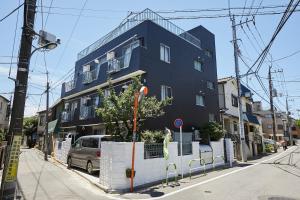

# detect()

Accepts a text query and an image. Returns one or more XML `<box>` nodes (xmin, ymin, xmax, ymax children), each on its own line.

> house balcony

<box><xmin>64</xmin><ymin>79</ymin><xmax>75</xmax><ymax>92</ymax></box>
<box><xmin>80</xmin><ymin>106</ymin><xmax>97</xmax><ymax>120</ymax></box>
<box><xmin>61</xmin><ymin>111</ymin><xmax>74</xmax><ymax>123</ymax></box>
<box><xmin>83</xmin><ymin>68</ymin><xmax>99</xmax><ymax>84</ymax></box>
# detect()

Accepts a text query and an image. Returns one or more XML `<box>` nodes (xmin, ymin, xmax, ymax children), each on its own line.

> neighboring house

<box><xmin>218</xmin><ymin>77</ymin><xmax>263</xmax><ymax>159</ymax></box>
<box><xmin>0</xmin><ymin>95</ymin><xmax>10</xmax><ymax>131</ymax></box>
<box><xmin>37</xmin><ymin>110</ymin><xmax>46</xmax><ymax>149</ymax></box>
<box><xmin>288</xmin><ymin>118</ymin><xmax>300</xmax><ymax>141</ymax></box>
<box><xmin>253</xmin><ymin>101</ymin><xmax>288</xmax><ymax>142</ymax></box>
<box><xmin>59</xmin><ymin>9</ymin><xmax>219</xmax><ymax>137</ymax></box>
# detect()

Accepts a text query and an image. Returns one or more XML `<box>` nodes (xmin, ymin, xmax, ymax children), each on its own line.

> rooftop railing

<box><xmin>77</xmin><ymin>8</ymin><xmax>201</xmax><ymax>60</ymax></box>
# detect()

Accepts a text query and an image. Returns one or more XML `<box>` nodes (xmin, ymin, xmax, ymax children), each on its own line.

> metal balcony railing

<box><xmin>107</xmin><ymin>51</ymin><xmax>132</xmax><ymax>74</ymax></box>
<box><xmin>79</xmin><ymin>106</ymin><xmax>96</xmax><ymax>120</ymax></box>
<box><xmin>82</xmin><ymin>67</ymin><xmax>99</xmax><ymax>84</ymax></box>
<box><xmin>61</xmin><ymin>111</ymin><xmax>72</xmax><ymax>122</ymax></box>
<box><xmin>77</xmin><ymin>8</ymin><xmax>201</xmax><ymax>60</ymax></box>
<box><xmin>65</xmin><ymin>79</ymin><xmax>75</xmax><ymax>92</ymax></box>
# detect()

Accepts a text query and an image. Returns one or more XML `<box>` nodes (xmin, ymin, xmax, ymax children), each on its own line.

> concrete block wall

<box><xmin>99</xmin><ymin>140</ymin><xmax>230</xmax><ymax>191</ymax></box>
<box><xmin>54</xmin><ymin>138</ymin><xmax>72</xmax><ymax>163</ymax></box>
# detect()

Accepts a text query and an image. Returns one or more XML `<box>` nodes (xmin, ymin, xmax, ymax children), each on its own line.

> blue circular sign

<box><xmin>174</xmin><ymin>118</ymin><xmax>183</xmax><ymax>128</ymax></box>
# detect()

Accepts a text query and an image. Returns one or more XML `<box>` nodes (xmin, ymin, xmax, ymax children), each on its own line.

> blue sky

<box><xmin>1</xmin><ymin>0</ymin><xmax>300</xmax><ymax>118</ymax></box>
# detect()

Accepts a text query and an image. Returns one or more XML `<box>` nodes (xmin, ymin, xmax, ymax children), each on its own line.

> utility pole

<box><xmin>44</xmin><ymin>71</ymin><xmax>49</xmax><ymax>161</ymax></box>
<box><xmin>286</xmin><ymin>97</ymin><xmax>292</xmax><ymax>145</ymax></box>
<box><xmin>231</xmin><ymin>15</ymin><xmax>247</xmax><ymax>162</ymax></box>
<box><xmin>0</xmin><ymin>0</ymin><xmax>37</xmax><ymax>199</ymax></box>
<box><xmin>268</xmin><ymin>66</ymin><xmax>277</xmax><ymax>153</ymax></box>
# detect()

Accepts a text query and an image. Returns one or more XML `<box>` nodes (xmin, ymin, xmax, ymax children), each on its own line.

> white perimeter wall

<box><xmin>99</xmin><ymin>139</ymin><xmax>233</xmax><ymax>191</ymax></box>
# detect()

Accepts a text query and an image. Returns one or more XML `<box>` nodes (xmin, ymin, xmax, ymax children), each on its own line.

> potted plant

<box><xmin>126</xmin><ymin>168</ymin><xmax>136</xmax><ymax>178</ymax></box>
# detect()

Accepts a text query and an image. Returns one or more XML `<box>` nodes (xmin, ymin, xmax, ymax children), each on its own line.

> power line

<box><xmin>53</xmin><ymin>0</ymin><xmax>88</xmax><ymax>71</ymax></box>
<box><xmin>245</xmin><ymin>0</ymin><xmax>300</xmax><ymax>75</ymax></box>
<box><xmin>0</xmin><ymin>3</ymin><xmax>24</xmax><ymax>22</ymax></box>
<box><xmin>9</xmin><ymin>0</ymin><xmax>21</xmax><ymax>78</ymax></box>
<box><xmin>273</xmin><ymin>49</ymin><xmax>300</xmax><ymax>62</ymax></box>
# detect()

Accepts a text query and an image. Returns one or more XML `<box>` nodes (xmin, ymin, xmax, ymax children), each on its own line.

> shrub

<box><xmin>200</xmin><ymin>122</ymin><xmax>224</xmax><ymax>142</ymax></box>
<box><xmin>141</xmin><ymin>130</ymin><xmax>165</xmax><ymax>143</ymax></box>
<box><xmin>265</xmin><ymin>144</ymin><xmax>274</xmax><ymax>153</ymax></box>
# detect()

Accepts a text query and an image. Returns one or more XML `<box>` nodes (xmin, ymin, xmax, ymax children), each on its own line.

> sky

<box><xmin>0</xmin><ymin>0</ymin><xmax>300</xmax><ymax>118</ymax></box>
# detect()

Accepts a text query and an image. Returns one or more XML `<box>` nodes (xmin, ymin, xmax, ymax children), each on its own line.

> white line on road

<box><xmin>101</xmin><ymin>146</ymin><xmax>297</xmax><ymax>200</ymax></box>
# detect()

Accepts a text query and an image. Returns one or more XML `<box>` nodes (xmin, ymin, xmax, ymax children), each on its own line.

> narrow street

<box><xmin>17</xmin><ymin>148</ymin><xmax>108</xmax><ymax>200</ymax></box>
<box><xmin>17</xmin><ymin>146</ymin><xmax>300</xmax><ymax>200</ymax></box>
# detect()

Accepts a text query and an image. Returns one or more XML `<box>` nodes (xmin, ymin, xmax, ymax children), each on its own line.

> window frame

<box><xmin>231</xmin><ymin>94</ymin><xmax>238</xmax><ymax>107</ymax></box>
<box><xmin>194</xmin><ymin>60</ymin><xmax>203</xmax><ymax>72</ymax></box>
<box><xmin>207</xmin><ymin>81</ymin><xmax>214</xmax><ymax>90</ymax></box>
<box><xmin>196</xmin><ymin>95</ymin><xmax>205</xmax><ymax>107</ymax></box>
<box><xmin>161</xmin><ymin>85</ymin><xmax>172</xmax><ymax>102</ymax></box>
<box><xmin>160</xmin><ymin>43</ymin><xmax>170</xmax><ymax>63</ymax></box>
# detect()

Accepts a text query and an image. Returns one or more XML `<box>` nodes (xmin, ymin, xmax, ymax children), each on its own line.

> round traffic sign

<box><xmin>174</xmin><ymin>118</ymin><xmax>183</xmax><ymax>128</ymax></box>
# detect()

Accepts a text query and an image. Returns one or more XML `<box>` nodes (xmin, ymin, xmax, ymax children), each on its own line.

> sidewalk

<box><xmin>17</xmin><ymin>148</ymin><xmax>110</xmax><ymax>200</ymax></box>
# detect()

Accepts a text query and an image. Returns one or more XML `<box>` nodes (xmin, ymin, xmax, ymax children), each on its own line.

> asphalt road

<box><xmin>17</xmin><ymin>146</ymin><xmax>300</xmax><ymax>200</ymax></box>
<box><xmin>17</xmin><ymin>148</ymin><xmax>109</xmax><ymax>200</ymax></box>
<box><xmin>160</xmin><ymin>146</ymin><xmax>300</xmax><ymax>200</ymax></box>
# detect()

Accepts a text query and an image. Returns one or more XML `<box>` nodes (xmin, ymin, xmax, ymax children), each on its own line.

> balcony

<box><xmin>65</xmin><ymin>80</ymin><xmax>75</xmax><ymax>92</ymax></box>
<box><xmin>77</xmin><ymin>8</ymin><xmax>201</xmax><ymax>60</ymax></box>
<box><xmin>61</xmin><ymin>111</ymin><xmax>72</xmax><ymax>123</ymax></box>
<box><xmin>80</xmin><ymin>106</ymin><xmax>96</xmax><ymax>120</ymax></box>
<box><xmin>107</xmin><ymin>52</ymin><xmax>131</xmax><ymax>74</ymax></box>
<box><xmin>82</xmin><ymin>67</ymin><xmax>99</xmax><ymax>84</ymax></box>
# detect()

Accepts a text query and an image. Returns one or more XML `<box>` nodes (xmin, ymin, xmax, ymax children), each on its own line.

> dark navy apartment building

<box><xmin>59</xmin><ymin>9</ymin><xmax>219</xmax><ymax>137</ymax></box>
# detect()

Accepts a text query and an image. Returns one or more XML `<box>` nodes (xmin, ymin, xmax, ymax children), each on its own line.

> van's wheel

<box><xmin>67</xmin><ymin>157</ymin><xmax>72</xmax><ymax>169</ymax></box>
<box><xmin>87</xmin><ymin>161</ymin><xmax>93</xmax><ymax>175</ymax></box>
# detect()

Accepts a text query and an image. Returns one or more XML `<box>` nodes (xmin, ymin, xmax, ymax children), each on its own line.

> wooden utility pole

<box><xmin>268</xmin><ymin>66</ymin><xmax>277</xmax><ymax>153</ymax></box>
<box><xmin>0</xmin><ymin>0</ymin><xmax>37</xmax><ymax>199</ymax></box>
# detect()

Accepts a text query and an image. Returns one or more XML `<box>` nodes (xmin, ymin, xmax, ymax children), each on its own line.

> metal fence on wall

<box><xmin>144</xmin><ymin>143</ymin><xmax>164</xmax><ymax>159</ymax></box>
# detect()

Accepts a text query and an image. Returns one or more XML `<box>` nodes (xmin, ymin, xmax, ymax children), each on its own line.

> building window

<box><xmin>231</xmin><ymin>95</ymin><xmax>238</xmax><ymax>107</ymax></box>
<box><xmin>161</xmin><ymin>85</ymin><xmax>172</xmax><ymax>101</ymax></box>
<box><xmin>209</xmin><ymin>113</ymin><xmax>215</xmax><ymax>122</ymax></box>
<box><xmin>246</xmin><ymin>103</ymin><xmax>252</xmax><ymax>113</ymax></box>
<box><xmin>0</xmin><ymin>102</ymin><xmax>2</xmax><ymax>112</ymax></box>
<box><xmin>160</xmin><ymin>43</ymin><xmax>170</xmax><ymax>63</ymax></box>
<box><xmin>196</xmin><ymin>95</ymin><xmax>205</xmax><ymax>106</ymax></box>
<box><xmin>207</xmin><ymin>81</ymin><xmax>214</xmax><ymax>90</ymax></box>
<box><xmin>267</xmin><ymin>124</ymin><xmax>272</xmax><ymax>129</ymax></box>
<box><xmin>205</xmin><ymin>50</ymin><xmax>212</xmax><ymax>58</ymax></box>
<box><xmin>39</xmin><ymin>115</ymin><xmax>46</xmax><ymax>126</ymax></box>
<box><xmin>104</xmin><ymin>89</ymin><xmax>110</xmax><ymax>98</ymax></box>
<box><xmin>277</xmin><ymin>125</ymin><xmax>284</xmax><ymax>130</ymax></box>
<box><xmin>265</xmin><ymin>114</ymin><xmax>272</xmax><ymax>118</ymax></box>
<box><xmin>194</xmin><ymin>60</ymin><xmax>203</xmax><ymax>72</ymax></box>
<box><xmin>233</xmin><ymin>122</ymin><xmax>238</xmax><ymax>131</ymax></box>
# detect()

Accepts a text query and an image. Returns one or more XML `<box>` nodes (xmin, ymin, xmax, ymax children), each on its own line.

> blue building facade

<box><xmin>60</xmin><ymin>9</ymin><xmax>219</xmax><ymax>136</ymax></box>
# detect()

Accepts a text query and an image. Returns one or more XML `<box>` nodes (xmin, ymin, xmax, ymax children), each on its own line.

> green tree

<box><xmin>96</xmin><ymin>76</ymin><xmax>171</xmax><ymax>141</ymax></box>
<box><xmin>23</xmin><ymin>116</ymin><xmax>38</xmax><ymax>137</ymax></box>
<box><xmin>295</xmin><ymin>119</ymin><xmax>300</xmax><ymax>127</ymax></box>
<box><xmin>200</xmin><ymin>122</ymin><xmax>224</xmax><ymax>142</ymax></box>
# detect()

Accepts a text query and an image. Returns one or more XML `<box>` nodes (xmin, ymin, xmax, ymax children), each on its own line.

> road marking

<box><xmin>101</xmin><ymin>146</ymin><xmax>297</xmax><ymax>200</ymax></box>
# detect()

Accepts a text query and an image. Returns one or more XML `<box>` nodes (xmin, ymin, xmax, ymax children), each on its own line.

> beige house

<box><xmin>0</xmin><ymin>95</ymin><xmax>10</xmax><ymax>130</ymax></box>
<box><xmin>253</xmin><ymin>101</ymin><xmax>287</xmax><ymax>142</ymax></box>
<box><xmin>218</xmin><ymin>77</ymin><xmax>264</xmax><ymax>159</ymax></box>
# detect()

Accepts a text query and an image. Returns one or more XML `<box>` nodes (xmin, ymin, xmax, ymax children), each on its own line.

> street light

<box><xmin>130</xmin><ymin>86</ymin><xmax>148</xmax><ymax>193</ymax></box>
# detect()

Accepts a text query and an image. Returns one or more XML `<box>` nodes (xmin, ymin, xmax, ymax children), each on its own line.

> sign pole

<box><xmin>180</xmin><ymin>125</ymin><xmax>183</xmax><ymax>179</ymax></box>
